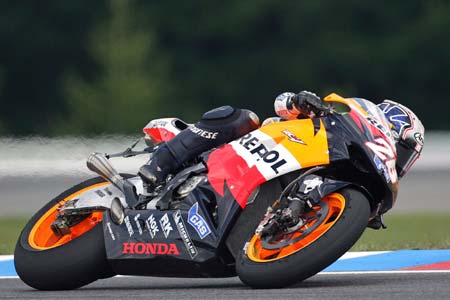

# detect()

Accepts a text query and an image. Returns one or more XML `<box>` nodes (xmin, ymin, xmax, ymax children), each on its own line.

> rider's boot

<box><xmin>138</xmin><ymin>143</ymin><xmax>178</xmax><ymax>192</ymax></box>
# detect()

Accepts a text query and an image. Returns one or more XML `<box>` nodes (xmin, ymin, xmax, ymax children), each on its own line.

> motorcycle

<box><xmin>14</xmin><ymin>93</ymin><xmax>398</xmax><ymax>290</ymax></box>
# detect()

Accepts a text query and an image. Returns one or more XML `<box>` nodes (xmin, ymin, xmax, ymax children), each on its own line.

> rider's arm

<box><xmin>275</xmin><ymin>91</ymin><xmax>331</xmax><ymax>120</ymax></box>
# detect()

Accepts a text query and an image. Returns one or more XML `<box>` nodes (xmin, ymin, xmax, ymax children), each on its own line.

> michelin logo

<box><xmin>188</xmin><ymin>202</ymin><xmax>211</xmax><ymax>239</ymax></box>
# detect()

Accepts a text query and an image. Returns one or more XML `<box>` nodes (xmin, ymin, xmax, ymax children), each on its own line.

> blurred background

<box><xmin>0</xmin><ymin>0</ymin><xmax>449</xmax><ymax>219</ymax></box>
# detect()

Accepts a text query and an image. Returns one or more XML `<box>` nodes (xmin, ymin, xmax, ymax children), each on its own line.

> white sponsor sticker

<box><xmin>159</xmin><ymin>213</ymin><xmax>173</xmax><ymax>238</ymax></box>
<box><xmin>230</xmin><ymin>130</ymin><xmax>301</xmax><ymax>180</ymax></box>
<box><xmin>145</xmin><ymin>214</ymin><xmax>160</xmax><ymax>239</ymax></box>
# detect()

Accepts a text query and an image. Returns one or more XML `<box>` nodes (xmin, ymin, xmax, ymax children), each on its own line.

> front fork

<box><xmin>258</xmin><ymin>167</ymin><xmax>354</xmax><ymax>237</ymax></box>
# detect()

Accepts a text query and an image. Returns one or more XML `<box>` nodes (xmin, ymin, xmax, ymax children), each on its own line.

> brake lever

<box><xmin>105</xmin><ymin>137</ymin><xmax>157</xmax><ymax>159</ymax></box>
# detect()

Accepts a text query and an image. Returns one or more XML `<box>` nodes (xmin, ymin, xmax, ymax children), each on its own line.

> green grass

<box><xmin>352</xmin><ymin>212</ymin><xmax>450</xmax><ymax>251</ymax></box>
<box><xmin>0</xmin><ymin>217</ymin><xmax>28</xmax><ymax>255</ymax></box>
<box><xmin>0</xmin><ymin>213</ymin><xmax>449</xmax><ymax>255</ymax></box>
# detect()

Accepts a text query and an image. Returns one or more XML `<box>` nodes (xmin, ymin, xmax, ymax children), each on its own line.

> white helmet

<box><xmin>377</xmin><ymin>100</ymin><xmax>425</xmax><ymax>178</ymax></box>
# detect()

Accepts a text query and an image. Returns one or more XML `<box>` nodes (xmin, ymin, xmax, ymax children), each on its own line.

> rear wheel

<box><xmin>236</xmin><ymin>186</ymin><xmax>370</xmax><ymax>288</ymax></box>
<box><xmin>14</xmin><ymin>177</ymin><xmax>115</xmax><ymax>290</ymax></box>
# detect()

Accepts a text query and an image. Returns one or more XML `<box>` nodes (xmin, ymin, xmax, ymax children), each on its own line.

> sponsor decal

<box><xmin>238</xmin><ymin>133</ymin><xmax>287</xmax><ymax>174</ymax></box>
<box><xmin>282</xmin><ymin>130</ymin><xmax>307</xmax><ymax>145</ymax></box>
<box><xmin>122</xmin><ymin>242</ymin><xmax>180</xmax><ymax>256</ymax></box>
<box><xmin>414</xmin><ymin>132</ymin><xmax>424</xmax><ymax>146</ymax></box>
<box><xmin>104</xmin><ymin>187</ymin><xmax>113</xmax><ymax>195</ymax></box>
<box><xmin>187</xmin><ymin>203</ymin><xmax>211</xmax><ymax>239</ymax></box>
<box><xmin>145</xmin><ymin>214</ymin><xmax>159</xmax><ymax>239</ymax></box>
<box><xmin>159</xmin><ymin>213</ymin><xmax>173</xmax><ymax>238</ymax></box>
<box><xmin>123</xmin><ymin>216</ymin><xmax>134</xmax><ymax>237</ymax></box>
<box><xmin>189</xmin><ymin>126</ymin><xmax>219</xmax><ymax>139</ymax></box>
<box><xmin>95</xmin><ymin>190</ymin><xmax>106</xmax><ymax>197</ymax></box>
<box><xmin>134</xmin><ymin>214</ymin><xmax>143</xmax><ymax>235</ymax></box>
<box><xmin>106</xmin><ymin>222</ymin><xmax>116</xmax><ymax>241</ymax></box>
<box><xmin>148</xmin><ymin>120</ymin><xmax>168</xmax><ymax>128</ymax></box>
<box><xmin>173</xmin><ymin>210</ymin><xmax>198</xmax><ymax>259</ymax></box>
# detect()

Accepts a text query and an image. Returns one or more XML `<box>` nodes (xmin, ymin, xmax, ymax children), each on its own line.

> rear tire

<box><xmin>236</xmin><ymin>187</ymin><xmax>370</xmax><ymax>288</ymax></box>
<box><xmin>14</xmin><ymin>177</ymin><xmax>115</xmax><ymax>290</ymax></box>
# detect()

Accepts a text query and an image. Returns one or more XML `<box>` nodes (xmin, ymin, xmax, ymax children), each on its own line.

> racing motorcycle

<box><xmin>15</xmin><ymin>93</ymin><xmax>399</xmax><ymax>290</ymax></box>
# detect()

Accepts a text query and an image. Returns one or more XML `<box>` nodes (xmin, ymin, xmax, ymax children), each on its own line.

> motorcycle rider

<box><xmin>138</xmin><ymin>91</ymin><xmax>329</xmax><ymax>188</ymax></box>
<box><xmin>139</xmin><ymin>91</ymin><xmax>425</xmax><ymax>196</ymax></box>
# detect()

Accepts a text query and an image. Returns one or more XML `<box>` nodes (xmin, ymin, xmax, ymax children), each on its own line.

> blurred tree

<box><xmin>0</xmin><ymin>1</ymin><xmax>105</xmax><ymax>135</ymax></box>
<box><xmin>0</xmin><ymin>67</ymin><xmax>4</xmax><ymax>134</ymax></box>
<box><xmin>56</xmin><ymin>0</ymin><xmax>169</xmax><ymax>135</ymax></box>
<box><xmin>144</xmin><ymin>0</ymin><xmax>450</xmax><ymax>126</ymax></box>
<box><xmin>0</xmin><ymin>0</ymin><xmax>449</xmax><ymax>134</ymax></box>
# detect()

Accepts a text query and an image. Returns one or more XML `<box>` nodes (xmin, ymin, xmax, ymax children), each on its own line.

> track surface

<box><xmin>2</xmin><ymin>273</ymin><xmax>450</xmax><ymax>300</ymax></box>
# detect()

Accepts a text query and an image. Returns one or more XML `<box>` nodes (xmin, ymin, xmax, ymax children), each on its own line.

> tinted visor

<box><xmin>396</xmin><ymin>141</ymin><xmax>420</xmax><ymax>178</ymax></box>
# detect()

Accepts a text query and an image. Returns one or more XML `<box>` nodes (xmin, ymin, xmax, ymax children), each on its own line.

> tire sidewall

<box><xmin>14</xmin><ymin>176</ymin><xmax>115</xmax><ymax>290</ymax></box>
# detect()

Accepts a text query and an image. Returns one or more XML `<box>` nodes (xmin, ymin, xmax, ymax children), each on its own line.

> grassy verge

<box><xmin>352</xmin><ymin>212</ymin><xmax>450</xmax><ymax>251</ymax></box>
<box><xmin>0</xmin><ymin>213</ymin><xmax>449</xmax><ymax>255</ymax></box>
<box><xmin>0</xmin><ymin>217</ymin><xmax>28</xmax><ymax>255</ymax></box>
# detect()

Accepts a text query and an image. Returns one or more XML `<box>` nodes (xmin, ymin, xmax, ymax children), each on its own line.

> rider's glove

<box><xmin>292</xmin><ymin>91</ymin><xmax>331</xmax><ymax>118</ymax></box>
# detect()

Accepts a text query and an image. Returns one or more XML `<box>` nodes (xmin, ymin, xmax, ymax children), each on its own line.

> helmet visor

<box><xmin>396</xmin><ymin>141</ymin><xmax>421</xmax><ymax>178</ymax></box>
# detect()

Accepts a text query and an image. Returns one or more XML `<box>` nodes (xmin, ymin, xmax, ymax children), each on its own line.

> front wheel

<box><xmin>236</xmin><ymin>187</ymin><xmax>370</xmax><ymax>288</ymax></box>
<box><xmin>14</xmin><ymin>177</ymin><xmax>115</xmax><ymax>290</ymax></box>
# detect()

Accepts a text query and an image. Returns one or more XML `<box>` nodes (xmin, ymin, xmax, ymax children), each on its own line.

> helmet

<box><xmin>274</xmin><ymin>92</ymin><xmax>300</xmax><ymax>120</ymax></box>
<box><xmin>377</xmin><ymin>100</ymin><xmax>425</xmax><ymax>178</ymax></box>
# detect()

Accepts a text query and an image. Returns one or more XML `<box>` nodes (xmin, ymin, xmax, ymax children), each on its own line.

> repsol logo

<box><xmin>239</xmin><ymin>133</ymin><xmax>287</xmax><ymax>174</ymax></box>
<box><xmin>122</xmin><ymin>242</ymin><xmax>180</xmax><ymax>256</ymax></box>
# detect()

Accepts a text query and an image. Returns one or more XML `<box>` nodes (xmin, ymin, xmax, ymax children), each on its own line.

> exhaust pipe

<box><xmin>86</xmin><ymin>152</ymin><xmax>139</xmax><ymax>208</ymax></box>
<box><xmin>87</xmin><ymin>152</ymin><xmax>125</xmax><ymax>192</ymax></box>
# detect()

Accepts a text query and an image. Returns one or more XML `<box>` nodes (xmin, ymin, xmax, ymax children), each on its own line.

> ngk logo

<box><xmin>122</xmin><ymin>242</ymin><xmax>180</xmax><ymax>256</ymax></box>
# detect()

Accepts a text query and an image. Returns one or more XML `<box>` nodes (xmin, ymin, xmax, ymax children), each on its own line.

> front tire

<box><xmin>236</xmin><ymin>187</ymin><xmax>370</xmax><ymax>288</ymax></box>
<box><xmin>14</xmin><ymin>177</ymin><xmax>115</xmax><ymax>290</ymax></box>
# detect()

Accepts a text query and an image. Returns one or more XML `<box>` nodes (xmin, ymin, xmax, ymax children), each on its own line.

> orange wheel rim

<box><xmin>28</xmin><ymin>182</ymin><xmax>109</xmax><ymax>250</ymax></box>
<box><xmin>246</xmin><ymin>193</ymin><xmax>346</xmax><ymax>262</ymax></box>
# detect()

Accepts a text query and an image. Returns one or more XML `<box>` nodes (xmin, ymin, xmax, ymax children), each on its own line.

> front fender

<box><xmin>299</xmin><ymin>175</ymin><xmax>373</xmax><ymax>209</ymax></box>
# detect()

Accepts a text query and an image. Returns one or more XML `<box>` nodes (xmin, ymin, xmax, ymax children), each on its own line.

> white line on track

<box><xmin>0</xmin><ymin>255</ymin><xmax>14</xmax><ymax>262</ymax></box>
<box><xmin>3</xmin><ymin>270</ymin><xmax>450</xmax><ymax>280</ymax></box>
<box><xmin>319</xmin><ymin>270</ymin><xmax>450</xmax><ymax>275</ymax></box>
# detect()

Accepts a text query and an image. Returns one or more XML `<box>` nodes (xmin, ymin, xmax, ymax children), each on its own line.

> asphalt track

<box><xmin>2</xmin><ymin>272</ymin><xmax>450</xmax><ymax>300</ymax></box>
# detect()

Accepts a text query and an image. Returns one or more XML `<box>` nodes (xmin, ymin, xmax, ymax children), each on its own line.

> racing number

<box><xmin>365</xmin><ymin>138</ymin><xmax>398</xmax><ymax>183</ymax></box>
